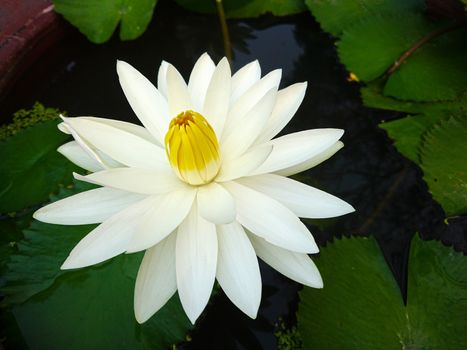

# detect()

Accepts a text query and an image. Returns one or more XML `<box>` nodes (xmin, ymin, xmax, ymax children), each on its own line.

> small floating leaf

<box><xmin>53</xmin><ymin>0</ymin><xmax>158</xmax><ymax>43</ymax></box>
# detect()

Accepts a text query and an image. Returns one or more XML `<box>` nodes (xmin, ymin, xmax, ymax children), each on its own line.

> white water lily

<box><xmin>34</xmin><ymin>53</ymin><xmax>354</xmax><ymax>324</ymax></box>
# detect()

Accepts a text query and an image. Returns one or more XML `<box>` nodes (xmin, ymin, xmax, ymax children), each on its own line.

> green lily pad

<box><xmin>420</xmin><ymin>116</ymin><xmax>467</xmax><ymax>216</ymax></box>
<box><xmin>0</xmin><ymin>119</ymin><xmax>78</xmax><ymax>214</ymax></box>
<box><xmin>175</xmin><ymin>0</ymin><xmax>307</xmax><ymax>18</ymax></box>
<box><xmin>384</xmin><ymin>27</ymin><xmax>467</xmax><ymax>102</ymax></box>
<box><xmin>298</xmin><ymin>236</ymin><xmax>467</xmax><ymax>349</ymax></box>
<box><xmin>338</xmin><ymin>14</ymin><xmax>439</xmax><ymax>82</ymax></box>
<box><xmin>52</xmin><ymin>0</ymin><xmax>158</xmax><ymax>43</ymax></box>
<box><xmin>379</xmin><ymin>113</ymin><xmax>447</xmax><ymax>163</ymax></box>
<box><xmin>304</xmin><ymin>0</ymin><xmax>424</xmax><ymax>36</ymax></box>
<box><xmin>361</xmin><ymin>80</ymin><xmax>467</xmax><ymax>115</ymax></box>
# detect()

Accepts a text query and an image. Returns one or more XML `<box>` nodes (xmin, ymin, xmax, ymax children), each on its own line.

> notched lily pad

<box><xmin>53</xmin><ymin>0</ymin><xmax>158</xmax><ymax>43</ymax></box>
<box><xmin>298</xmin><ymin>235</ymin><xmax>467</xmax><ymax>349</ymax></box>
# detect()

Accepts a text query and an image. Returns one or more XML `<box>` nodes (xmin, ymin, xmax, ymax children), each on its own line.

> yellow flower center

<box><xmin>165</xmin><ymin>110</ymin><xmax>221</xmax><ymax>186</ymax></box>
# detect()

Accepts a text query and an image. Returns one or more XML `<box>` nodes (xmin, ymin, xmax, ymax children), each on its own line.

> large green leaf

<box><xmin>0</xmin><ymin>120</ymin><xmax>78</xmax><ymax>214</ymax></box>
<box><xmin>298</xmin><ymin>236</ymin><xmax>467</xmax><ymax>349</ymax></box>
<box><xmin>175</xmin><ymin>0</ymin><xmax>307</xmax><ymax>18</ymax></box>
<box><xmin>2</xmin><ymin>183</ymin><xmax>192</xmax><ymax>349</ymax></box>
<box><xmin>384</xmin><ymin>27</ymin><xmax>467</xmax><ymax>102</ymax></box>
<box><xmin>420</xmin><ymin>116</ymin><xmax>467</xmax><ymax>216</ymax></box>
<box><xmin>304</xmin><ymin>0</ymin><xmax>424</xmax><ymax>36</ymax></box>
<box><xmin>361</xmin><ymin>80</ymin><xmax>467</xmax><ymax>115</ymax></box>
<box><xmin>379</xmin><ymin>113</ymin><xmax>446</xmax><ymax>163</ymax></box>
<box><xmin>338</xmin><ymin>14</ymin><xmax>439</xmax><ymax>82</ymax></box>
<box><xmin>53</xmin><ymin>0</ymin><xmax>158</xmax><ymax>44</ymax></box>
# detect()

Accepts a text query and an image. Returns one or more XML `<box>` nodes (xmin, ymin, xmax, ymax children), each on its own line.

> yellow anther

<box><xmin>165</xmin><ymin>110</ymin><xmax>221</xmax><ymax>186</ymax></box>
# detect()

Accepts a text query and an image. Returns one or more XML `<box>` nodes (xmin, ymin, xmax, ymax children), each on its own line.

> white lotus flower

<box><xmin>34</xmin><ymin>53</ymin><xmax>354</xmax><ymax>324</ymax></box>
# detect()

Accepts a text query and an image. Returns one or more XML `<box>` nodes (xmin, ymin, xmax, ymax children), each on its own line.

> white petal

<box><xmin>134</xmin><ymin>234</ymin><xmax>177</xmax><ymax>323</ymax></box>
<box><xmin>256</xmin><ymin>82</ymin><xmax>307</xmax><ymax>144</ymax></box>
<box><xmin>248</xmin><ymin>233</ymin><xmax>323</xmax><ymax>288</ymax></box>
<box><xmin>80</xmin><ymin>117</ymin><xmax>155</xmax><ymax>143</ymax></box>
<box><xmin>117</xmin><ymin>60</ymin><xmax>169</xmax><ymax>144</ymax></box>
<box><xmin>63</xmin><ymin>117</ymin><xmax>168</xmax><ymax>170</ymax></box>
<box><xmin>216</xmin><ymin>144</ymin><xmax>272</xmax><ymax>182</ymax></box>
<box><xmin>188</xmin><ymin>53</ymin><xmax>216</xmax><ymax>112</ymax></box>
<box><xmin>197</xmin><ymin>182</ymin><xmax>236</xmax><ymax>224</ymax></box>
<box><xmin>223</xmin><ymin>181</ymin><xmax>318</xmax><ymax>254</ymax></box>
<box><xmin>33</xmin><ymin>187</ymin><xmax>145</xmax><ymax>225</ymax></box>
<box><xmin>126</xmin><ymin>187</ymin><xmax>197</xmax><ymax>252</ymax></box>
<box><xmin>176</xmin><ymin>205</ymin><xmax>217</xmax><ymax>324</ymax></box>
<box><xmin>238</xmin><ymin>174</ymin><xmax>354</xmax><ymax>218</ymax></box>
<box><xmin>202</xmin><ymin>57</ymin><xmax>231</xmax><ymax>136</ymax></box>
<box><xmin>216</xmin><ymin>222</ymin><xmax>261</xmax><ymax>318</ymax></box>
<box><xmin>167</xmin><ymin>64</ymin><xmax>192</xmax><ymax>117</ymax></box>
<box><xmin>275</xmin><ymin>141</ymin><xmax>344</xmax><ymax>176</ymax></box>
<box><xmin>222</xmin><ymin>69</ymin><xmax>281</xmax><ymax>140</ymax></box>
<box><xmin>58</xmin><ymin>141</ymin><xmax>104</xmax><ymax>172</ymax></box>
<box><xmin>157</xmin><ymin>60</ymin><xmax>169</xmax><ymax>97</ymax></box>
<box><xmin>59</xmin><ymin>121</ymin><xmax>107</xmax><ymax>169</ymax></box>
<box><xmin>231</xmin><ymin>60</ymin><xmax>261</xmax><ymax>104</ymax></box>
<box><xmin>251</xmin><ymin>129</ymin><xmax>344</xmax><ymax>175</ymax></box>
<box><xmin>61</xmin><ymin>196</ymin><xmax>155</xmax><ymax>269</ymax></box>
<box><xmin>74</xmin><ymin>168</ymin><xmax>185</xmax><ymax>195</ymax></box>
<box><xmin>221</xmin><ymin>88</ymin><xmax>276</xmax><ymax>159</ymax></box>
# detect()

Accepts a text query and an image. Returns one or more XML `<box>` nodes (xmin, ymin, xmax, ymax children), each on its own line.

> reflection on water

<box><xmin>1</xmin><ymin>1</ymin><xmax>464</xmax><ymax>349</ymax></box>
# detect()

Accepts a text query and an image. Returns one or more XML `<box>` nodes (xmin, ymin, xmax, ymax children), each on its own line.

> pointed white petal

<box><xmin>231</xmin><ymin>60</ymin><xmax>261</xmax><ymax>104</ymax></box>
<box><xmin>197</xmin><ymin>182</ymin><xmax>235</xmax><ymax>224</ymax></box>
<box><xmin>202</xmin><ymin>57</ymin><xmax>231</xmax><ymax>136</ymax></box>
<box><xmin>126</xmin><ymin>188</ymin><xmax>197</xmax><ymax>252</ymax></box>
<box><xmin>157</xmin><ymin>60</ymin><xmax>169</xmax><ymax>97</ymax></box>
<box><xmin>216</xmin><ymin>222</ymin><xmax>261</xmax><ymax>318</ymax></box>
<box><xmin>33</xmin><ymin>187</ymin><xmax>145</xmax><ymax>225</ymax></box>
<box><xmin>248</xmin><ymin>233</ymin><xmax>323</xmax><ymax>288</ymax></box>
<box><xmin>167</xmin><ymin>64</ymin><xmax>192</xmax><ymax>117</ymax></box>
<box><xmin>176</xmin><ymin>205</ymin><xmax>217</xmax><ymax>324</ymax></box>
<box><xmin>74</xmin><ymin>168</ymin><xmax>185</xmax><ymax>195</ymax></box>
<box><xmin>80</xmin><ymin>117</ymin><xmax>155</xmax><ymax>143</ymax></box>
<box><xmin>216</xmin><ymin>144</ymin><xmax>272</xmax><ymax>182</ymax></box>
<box><xmin>134</xmin><ymin>234</ymin><xmax>177</xmax><ymax>323</ymax></box>
<box><xmin>221</xmin><ymin>88</ymin><xmax>276</xmax><ymax>159</ymax></box>
<box><xmin>223</xmin><ymin>181</ymin><xmax>318</xmax><ymax>254</ymax></box>
<box><xmin>222</xmin><ymin>69</ymin><xmax>281</xmax><ymax>140</ymax></box>
<box><xmin>275</xmin><ymin>141</ymin><xmax>344</xmax><ymax>176</ymax></box>
<box><xmin>251</xmin><ymin>129</ymin><xmax>344</xmax><ymax>175</ymax></box>
<box><xmin>61</xmin><ymin>196</ymin><xmax>155</xmax><ymax>269</ymax></box>
<box><xmin>58</xmin><ymin>141</ymin><xmax>104</xmax><ymax>172</ymax></box>
<box><xmin>256</xmin><ymin>82</ymin><xmax>307</xmax><ymax>144</ymax></box>
<box><xmin>238</xmin><ymin>174</ymin><xmax>354</xmax><ymax>218</ymax></box>
<box><xmin>117</xmin><ymin>60</ymin><xmax>169</xmax><ymax>144</ymax></box>
<box><xmin>63</xmin><ymin>117</ymin><xmax>168</xmax><ymax>170</ymax></box>
<box><xmin>188</xmin><ymin>53</ymin><xmax>216</xmax><ymax>112</ymax></box>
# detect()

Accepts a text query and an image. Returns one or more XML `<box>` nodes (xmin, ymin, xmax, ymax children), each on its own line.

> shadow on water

<box><xmin>1</xmin><ymin>1</ymin><xmax>465</xmax><ymax>349</ymax></box>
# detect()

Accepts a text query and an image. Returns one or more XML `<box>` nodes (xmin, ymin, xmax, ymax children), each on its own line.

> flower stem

<box><xmin>216</xmin><ymin>0</ymin><xmax>233</xmax><ymax>63</ymax></box>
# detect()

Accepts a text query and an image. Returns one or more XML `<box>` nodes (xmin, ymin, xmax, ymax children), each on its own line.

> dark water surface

<box><xmin>1</xmin><ymin>1</ymin><xmax>464</xmax><ymax>349</ymax></box>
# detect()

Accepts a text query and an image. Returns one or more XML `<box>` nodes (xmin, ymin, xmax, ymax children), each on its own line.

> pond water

<box><xmin>1</xmin><ymin>1</ymin><xmax>464</xmax><ymax>349</ymax></box>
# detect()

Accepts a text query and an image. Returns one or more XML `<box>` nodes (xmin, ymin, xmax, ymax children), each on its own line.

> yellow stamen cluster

<box><xmin>165</xmin><ymin>111</ymin><xmax>221</xmax><ymax>186</ymax></box>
